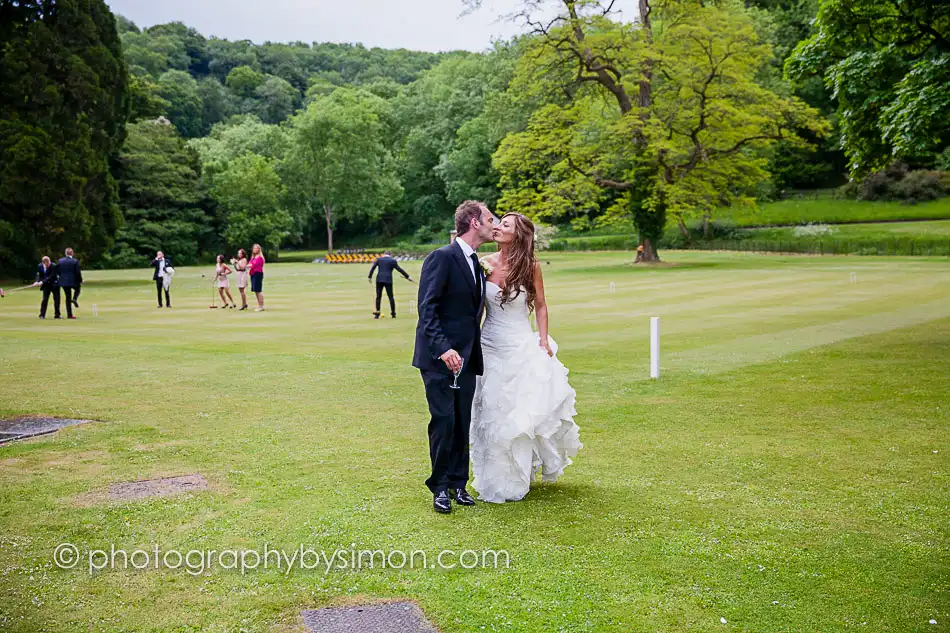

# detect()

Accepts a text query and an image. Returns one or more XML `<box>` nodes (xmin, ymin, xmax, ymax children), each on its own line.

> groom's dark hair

<box><xmin>455</xmin><ymin>200</ymin><xmax>484</xmax><ymax>236</ymax></box>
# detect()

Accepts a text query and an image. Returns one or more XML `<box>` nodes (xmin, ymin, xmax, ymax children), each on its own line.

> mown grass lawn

<box><xmin>717</xmin><ymin>197</ymin><xmax>950</xmax><ymax>227</ymax></box>
<box><xmin>0</xmin><ymin>252</ymin><xmax>948</xmax><ymax>632</ymax></box>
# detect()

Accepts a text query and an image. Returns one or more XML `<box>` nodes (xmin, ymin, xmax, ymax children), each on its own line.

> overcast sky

<box><xmin>106</xmin><ymin>0</ymin><xmax>640</xmax><ymax>53</ymax></box>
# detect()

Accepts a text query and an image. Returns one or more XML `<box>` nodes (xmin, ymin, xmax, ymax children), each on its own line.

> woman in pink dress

<box><xmin>248</xmin><ymin>244</ymin><xmax>266</xmax><ymax>312</ymax></box>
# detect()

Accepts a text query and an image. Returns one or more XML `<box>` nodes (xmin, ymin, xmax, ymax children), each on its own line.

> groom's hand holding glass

<box><xmin>440</xmin><ymin>349</ymin><xmax>463</xmax><ymax>374</ymax></box>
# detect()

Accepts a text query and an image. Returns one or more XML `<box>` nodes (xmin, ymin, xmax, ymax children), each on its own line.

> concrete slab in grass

<box><xmin>301</xmin><ymin>602</ymin><xmax>439</xmax><ymax>633</ymax></box>
<box><xmin>0</xmin><ymin>416</ymin><xmax>92</xmax><ymax>444</ymax></box>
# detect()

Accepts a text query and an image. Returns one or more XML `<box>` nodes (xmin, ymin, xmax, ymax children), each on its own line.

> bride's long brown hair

<box><xmin>499</xmin><ymin>212</ymin><xmax>537</xmax><ymax>313</ymax></box>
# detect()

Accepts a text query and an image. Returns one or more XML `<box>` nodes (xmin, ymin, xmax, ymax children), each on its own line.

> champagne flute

<box><xmin>450</xmin><ymin>358</ymin><xmax>464</xmax><ymax>389</ymax></box>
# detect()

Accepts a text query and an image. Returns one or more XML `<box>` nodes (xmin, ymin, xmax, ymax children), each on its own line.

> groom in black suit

<box><xmin>413</xmin><ymin>200</ymin><xmax>496</xmax><ymax>513</ymax></box>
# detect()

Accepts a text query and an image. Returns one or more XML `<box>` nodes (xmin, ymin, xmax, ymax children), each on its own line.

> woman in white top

<box><xmin>215</xmin><ymin>255</ymin><xmax>236</xmax><ymax>309</ymax></box>
<box><xmin>231</xmin><ymin>249</ymin><xmax>249</xmax><ymax>311</ymax></box>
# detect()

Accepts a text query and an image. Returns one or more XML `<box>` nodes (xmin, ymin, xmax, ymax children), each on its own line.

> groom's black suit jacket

<box><xmin>412</xmin><ymin>240</ymin><xmax>486</xmax><ymax>376</ymax></box>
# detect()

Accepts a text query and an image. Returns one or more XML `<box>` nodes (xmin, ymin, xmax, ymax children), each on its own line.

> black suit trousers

<box><xmin>40</xmin><ymin>286</ymin><xmax>60</xmax><ymax>318</ymax></box>
<box><xmin>61</xmin><ymin>287</ymin><xmax>75</xmax><ymax>318</ymax></box>
<box><xmin>421</xmin><ymin>369</ymin><xmax>476</xmax><ymax>493</ymax></box>
<box><xmin>375</xmin><ymin>281</ymin><xmax>395</xmax><ymax>315</ymax></box>
<box><xmin>156</xmin><ymin>279</ymin><xmax>170</xmax><ymax>306</ymax></box>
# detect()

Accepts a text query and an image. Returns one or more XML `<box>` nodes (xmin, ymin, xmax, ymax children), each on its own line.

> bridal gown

<box><xmin>470</xmin><ymin>280</ymin><xmax>582</xmax><ymax>503</ymax></box>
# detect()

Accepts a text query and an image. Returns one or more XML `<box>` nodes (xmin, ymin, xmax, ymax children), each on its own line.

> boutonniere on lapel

<box><xmin>479</xmin><ymin>258</ymin><xmax>494</xmax><ymax>278</ymax></box>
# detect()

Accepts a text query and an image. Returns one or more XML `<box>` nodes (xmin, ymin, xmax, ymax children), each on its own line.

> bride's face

<box><xmin>492</xmin><ymin>216</ymin><xmax>518</xmax><ymax>245</ymax></box>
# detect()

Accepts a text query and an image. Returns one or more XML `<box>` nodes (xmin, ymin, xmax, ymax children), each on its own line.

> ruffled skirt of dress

<box><xmin>471</xmin><ymin>332</ymin><xmax>581</xmax><ymax>503</ymax></box>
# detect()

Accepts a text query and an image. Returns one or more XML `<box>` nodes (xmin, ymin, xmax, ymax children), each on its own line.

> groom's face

<box><xmin>476</xmin><ymin>206</ymin><xmax>498</xmax><ymax>242</ymax></box>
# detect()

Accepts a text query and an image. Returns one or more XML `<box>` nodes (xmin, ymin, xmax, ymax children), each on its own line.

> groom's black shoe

<box><xmin>449</xmin><ymin>488</ymin><xmax>475</xmax><ymax>506</ymax></box>
<box><xmin>433</xmin><ymin>490</ymin><xmax>452</xmax><ymax>514</ymax></box>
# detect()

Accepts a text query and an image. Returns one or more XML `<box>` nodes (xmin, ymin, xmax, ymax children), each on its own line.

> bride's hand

<box><xmin>540</xmin><ymin>339</ymin><xmax>553</xmax><ymax>357</ymax></box>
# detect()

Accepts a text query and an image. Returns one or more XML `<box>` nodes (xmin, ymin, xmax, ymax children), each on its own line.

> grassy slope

<box><xmin>0</xmin><ymin>252</ymin><xmax>948</xmax><ymax>632</ymax></box>
<box><xmin>716</xmin><ymin>197</ymin><xmax>950</xmax><ymax>227</ymax></box>
<box><xmin>745</xmin><ymin>219</ymin><xmax>950</xmax><ymax>240</ymax></box>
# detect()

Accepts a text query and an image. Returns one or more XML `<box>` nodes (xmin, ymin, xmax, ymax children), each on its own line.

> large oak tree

<box><xmin>481</xmin><ymin>0</ymin><xmax>825</xmax><ymax>260</ymax></box>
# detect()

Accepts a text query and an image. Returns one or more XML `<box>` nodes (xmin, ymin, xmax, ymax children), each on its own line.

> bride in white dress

<box><xmin>471</xmin><ymin>212</ymin><xmax>582</xmax><ymax>503</ymax></box>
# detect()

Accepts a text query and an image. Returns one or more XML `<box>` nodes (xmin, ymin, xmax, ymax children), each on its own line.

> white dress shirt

<box><xmin>455</xmin><ymin>235</ymin><xmax>478</xmax><ymax>283</ymax></box>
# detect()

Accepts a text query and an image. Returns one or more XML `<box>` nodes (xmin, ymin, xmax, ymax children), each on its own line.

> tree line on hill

<box><xmin>1</xmin><ymin>0</ymin><xmax>947</xmax><ymax>275</ymax></box>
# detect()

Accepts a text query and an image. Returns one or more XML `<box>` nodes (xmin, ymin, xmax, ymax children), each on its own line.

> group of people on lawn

<box><xmin>24</xmin><ymin>243</ymin><xmax>403</xmax><ymax>318</ymax></box>
<box><xmin>33</xmin><ymin>248</ymin><xmax>83</xmax><ymax>319</ymax></box>
<box><xmin>202</xmin><ymin>244</ymin><xmax>266</xmax><ymax>312</ymax></box>
<box><xmin>24</xmin><ymin>244</ymin><xmax>265</xmax><ymax>317</ymax></box>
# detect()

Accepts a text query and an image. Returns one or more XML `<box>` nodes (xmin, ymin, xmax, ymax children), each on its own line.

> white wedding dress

<box><xmin>471</xmin><ymin>281</ymin><xmax>582</xmax><ymax>503</ymax></box>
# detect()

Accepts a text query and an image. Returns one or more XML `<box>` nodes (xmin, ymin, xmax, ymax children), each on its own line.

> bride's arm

<box><xmin>533</xmin><ymin>262</ymin><xmax>553</xmax><ymax>356</ymax></box>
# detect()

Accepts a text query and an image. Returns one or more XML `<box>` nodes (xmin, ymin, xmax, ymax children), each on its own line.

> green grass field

<box><xmin>1</xmin><ymin>252</ymin><xmax>948</xmax><ymax>632</ymax></box>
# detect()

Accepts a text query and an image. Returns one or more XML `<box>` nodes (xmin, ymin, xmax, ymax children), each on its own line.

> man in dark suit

<box><xmin>34</xmin><ymin>256</ymin><xmax>60</xmax><ymax>319</ymax></box>
<box><xmin>412</xmin><ymin>200</ymin><xmax>496</xmax><ymax>514</ymax></box>
<box><xmin>56</xmin><ymin>248</ymin><xmax>81</xmax><ymax>319</ymax></box>
<box><xmin>368</xmin><ymin>251</ymin><xmax>414</xmax><ymax>319</ymax></box>
<box><xmin>150</xmin><ymin>251</ymin><xmax>171</xmax><ymax>308</ymax></box>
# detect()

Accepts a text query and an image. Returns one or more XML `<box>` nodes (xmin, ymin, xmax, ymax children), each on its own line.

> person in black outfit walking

<box><xmin>56</xmin><ymin>248</ymin><xmax>81</xmax><ymax>319</ymax></box>
<box><xmin>34</xmin><ymin>256</ymin><xmax>61</xmax><ymax>319</ymax></box>
<box><xmin>150</xmin><ymin>251</ymin><xmax>171</xmax><ymax>308</ymax></box>
<box><xmin>412</xmin><ymin>200</ymin><xmax>496</xmax><ymax>514</ymax></box>
<box><xmin>368</xmin><ymin>251</ymin><xmax>414</xmax><ymax>318</ymax></box>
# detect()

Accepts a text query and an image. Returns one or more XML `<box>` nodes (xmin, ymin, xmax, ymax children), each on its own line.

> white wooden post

<box><xmin>650</xmin><ymin>317</ymin><xmax>660</xmax><ymax>379</ymax></box>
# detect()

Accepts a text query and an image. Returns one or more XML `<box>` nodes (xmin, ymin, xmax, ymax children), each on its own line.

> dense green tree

<box><xmin>211</xmin><ymin>154</ymin><xmax>292</xmax><ymax>253</ymax></box>
<box><xmin>225</xmin><ymin>65</ymin><xmax>263</xmax><ymax>98</ymax></box>
<box><xmin>256</xmin><ymin>42</ymin><xmax>309</xmax><ymax>91</ymax></box>
<box><xmin>304</xmin><ymin>77</ymin><xmax>340</xmax><ymax>103</ymax></box>
<box><xmin>122</xmin><ymin>32</ymin><xmax>174</xmax><ymax>76</ymax></box>
<box><xmin>787</xmin><ymin>0</ymin><xmax>950</xmax><ymax>175</ymax></box>
<box><xmin>438</xmin><ymin>45</ymin><xmax>531</xmax><ymax>209</ymax></box>
<box><xmin>0</xmin><ymin>0</ymin><xmax>129</xmax><ymax>276</ymax></box>
<box><xmin>390</xmin><ymin>51</ymin><xmax>513</xmax><ymax>235</ymax></box>
<box><xmin>109</xmin><ymin>120</ymin><xmax>212</xmax><ymax>267</ymax></box>
<box><xmin>252</xmin><ymin>74</ymin><xmax>300</xmax><ymax>124</ymax></box>
<box><xmin>283</xmin><ymin>89</ymin><xmax>402</xmax><ymax>251</ymax></box>
<box><xmin>156</xmin><ymin>69</ymin><xmax>204</xmax><ymax>137</ymax></box>
<box><xmin>146</xmin><ymin>22</ymin><xmax>210</xmax><ymax>76</ymax></box>
<box><xmin>128</xmin><ymin>74</ymin><xmax>169</xmax><ymax>121</ymax></box>
<box><xmin>196</xmin><ymin>77</ymin><xmax>235</xmax><ymax>134</ymax></box>
<box><xmin>121</xmin><ymin>29</ymin><xmax>192</xmax><ymax>78</ymax></box>
<box><xmin>207</xmin><ymin>39</ymin><xmax>259</xmax><ymax>82</ymax></box>
<box><xmin>189</xmin><ymin>115</ymin><xmax>289</xmax><ymax>179</ymax></box>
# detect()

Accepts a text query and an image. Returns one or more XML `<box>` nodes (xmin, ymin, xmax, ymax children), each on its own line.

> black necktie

<box><xmin>470</xmin><ymin>253</ymin><xmax>480</xmax><ymax>295</ymax></box>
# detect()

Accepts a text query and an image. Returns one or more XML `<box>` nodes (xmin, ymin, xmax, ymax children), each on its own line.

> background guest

<box><xmin>231</xmin><ymin>249</ymin><xmax>249</xmax><ymax>310</ymax></box>
<box><xmin>33</xmin><ymin>256</ymin><xmax>60</xmax><ymax>319</ymax></box>
<box><xmin>57</xmin><ymin>248</ymin><xmax>81</xmax><ymax>319</ymax></box>
<box><xmin>150</xmin><ymin>251</ymin><xmax>172</xmax><ymax>308</ymax></box>
<box><xmin>215</xmin><ymin>255</ymin><xmax>236</xmax><ymax>308</ymax></box>
<box><xmin>368</xmin><ymin>250</ymin><xmax>413</xmax><ymax>319</ymax></box>
<box><xmin>248</xmin><ymin>244</ymin><xmax>265</xmax><ymax>312</ymax></box>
